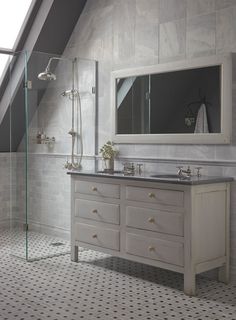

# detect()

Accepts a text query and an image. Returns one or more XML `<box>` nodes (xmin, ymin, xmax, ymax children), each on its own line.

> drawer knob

<box><xmin>148</xmin><ymin>217</ymin><xmax>155</xmax><ymax>223</ymax></box>
<box><xmin>92</xmin><ymin>234</ymin><xmax>97</xmax><ymax>238</ymax></box>
<box><xmin>148</xmin><ymin>246</ymin><xmax>155</xmax><ymax>252</ymax></box>
<box><xmin>148</xmin><ymin>192</ymin><xmax>155</xmax><ymax>198</ymax></box>
<box><xmin>92</xmin><ymin>186</ymin><xmax>97</xmax><ymax>191</ymax></box>
<box><xmin>92</xmin><ymin>209</ymin><xmax>98</xmax><ymax>213</ymax></box>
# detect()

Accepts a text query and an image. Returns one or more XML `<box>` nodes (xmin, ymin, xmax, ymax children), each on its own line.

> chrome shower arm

<box><xmin>45</xmin><ymin>56</ymin><xmax>73</xmax><ymax>72</ymax></box>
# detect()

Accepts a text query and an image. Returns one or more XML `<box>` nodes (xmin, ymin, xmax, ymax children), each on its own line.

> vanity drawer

<box><xmin>75</xmin><ymin>199</ymin><xmax>120</xmax><ymax>225</ymax></box>
<box><xmin>126</xmin><ymin>233</ymin><xmax>184</xmax><ymax>266</ymax></box>
<box><xmin>126</xmin><ymin>206</ymin><xmax>183</xmax><ymax>236</ymax></box>
<box><xmin>75</xmin><ymin>223</ymin><xmax>120</xmax><ymax>251</ymax></box>
<box><xmin>75</xmin><ymin>181</ymin><xmax>120</xmax><ymax>199</ymax></box>
<box><xmin>126</xmin><ymin>186</ymin><xmax>184</xmax><ymax>207</ymax></box>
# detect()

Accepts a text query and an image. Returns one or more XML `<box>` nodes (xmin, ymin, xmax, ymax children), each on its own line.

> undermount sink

<box><xmin>150</xmin><ymin>174</ymin><xmax>184</xmax><ymax>179</ymax></box>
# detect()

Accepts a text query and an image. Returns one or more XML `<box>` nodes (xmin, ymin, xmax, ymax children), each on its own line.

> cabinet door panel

<box><xmin>75</xmin><ymin>223</ymin><xmax>120</xmax><ymax>251</ymax></box>
<box><xmin>75</xmin><ymin>181</ymin><xmax>120</xmax><ymax>199</ymax></box>
<box><xmin>126</xmin><ymin>186</ymin><xmax>184</xmax><ymax>207</ymax></box>
<box><xmin>75</xmin><ymin>199</ymin><xmax>120</xmax><ymax>225</ymax></box>
<box><xmin>126</xmin><ymin>233</ymin><xmax>184</xmax><ymax>266</ymax></box>
<box><xmin>126</xmin><ymin>206</ymin><xmax>183</xmax><ymax>236</ymax></box>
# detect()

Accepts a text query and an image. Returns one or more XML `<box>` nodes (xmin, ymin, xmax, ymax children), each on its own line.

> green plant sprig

<box><xmin>99</xmin><ymin>141</ymin><xmax>118</xmax><ymax>159</ymax></box>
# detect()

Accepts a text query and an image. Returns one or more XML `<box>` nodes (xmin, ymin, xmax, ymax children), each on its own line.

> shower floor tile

<box><xmin>0</xmin><ymin>229</ymin><xmax>70</xmax><ymax>260</ymax></box>
<box><xmin>0</xmin><ymin>229</ymin><xmax>236</xmax><ymax>320</ymax></box>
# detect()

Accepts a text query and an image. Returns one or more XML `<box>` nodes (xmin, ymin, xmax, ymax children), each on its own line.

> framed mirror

<box><xmin>111</xmin><ymin>54</ymin><xmax>232</xmax><ymax>144</ymax></box>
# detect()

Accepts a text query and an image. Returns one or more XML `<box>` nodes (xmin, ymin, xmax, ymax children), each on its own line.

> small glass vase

<box><xmin>103</xmin><ymin>158</ymin><xmax>114</xmax><ymax>172</ymax></box>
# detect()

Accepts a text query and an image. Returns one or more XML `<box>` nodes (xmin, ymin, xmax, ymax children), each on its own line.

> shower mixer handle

<box><xmin>68</xmin><ymin>129</ymin><xmax>76</xmax><ymax>137</ymax></box>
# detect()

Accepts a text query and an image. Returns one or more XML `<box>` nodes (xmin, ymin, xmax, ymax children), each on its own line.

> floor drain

<box><xmin>50</xmin><ymin>242</ymin><xmax>65</xmax><ymax>247</ymax></box>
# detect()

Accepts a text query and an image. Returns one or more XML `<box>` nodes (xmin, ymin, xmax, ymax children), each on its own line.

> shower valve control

<box><xmin>92</xmin><ymin>86</ymin><xmax>96</xmax><ymax>94</ymax></box>
<box><xmin>68</xmin><ymin>129</ymin><xmax>76</xmax><ymax>137</ymax></box>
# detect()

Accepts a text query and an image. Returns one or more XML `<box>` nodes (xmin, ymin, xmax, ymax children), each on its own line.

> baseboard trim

<box><xmin>0</xmin><ymin>219</ymin><xmax>10</xmax><ymax>229</ymax></box>
<box><xmin>28</xmin><ymin>221</ymin><xmax>70</xmax><ymax>240</ymax></box>
<box><xmin>1</xmin><ymin>219</ymin><xmax>70</xmax><ymax>241</ymax></box>
<box><xmin>231</xmin><ymin>266</ymin><xmax>236</xmax><ymax>281</ymax></box>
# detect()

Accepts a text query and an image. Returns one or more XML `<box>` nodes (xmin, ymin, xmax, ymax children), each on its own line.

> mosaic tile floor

<box><xmin>2</xmin><ymin>229</ymin><xmax>71</xmax><ymax>260</ymax></box>
<box><xmin>0</xmin><ymin>229</ymin><xmax>236</xmax><ymax>320</ymax></box>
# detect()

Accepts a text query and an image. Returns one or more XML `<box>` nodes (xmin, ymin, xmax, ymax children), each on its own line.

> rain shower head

<box><xmin>38</xmin><ymin>56</ymin><xmax>75</xmax><ymax>81</ymax></box>
<box><xmin>37</xmin><ymin>56</ymin><xmax>69</xmax><ymax>81</ymax></box>
<box><xmin>38</xmin><ymin>69</ymin><xmax>56</xmax><ymax>81</ymax></box>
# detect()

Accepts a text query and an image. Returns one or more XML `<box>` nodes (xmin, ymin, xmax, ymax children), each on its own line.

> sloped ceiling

<box><xmin>0</xmin><ymin>0</ymin><xmax>86</xmax><ymax>151</ymax></box>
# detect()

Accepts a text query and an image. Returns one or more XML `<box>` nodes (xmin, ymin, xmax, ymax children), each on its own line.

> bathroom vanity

<box><xmin>69</xmin><ymin>171</ymin><xmax>232</xmax><ymax>296</ymax></box>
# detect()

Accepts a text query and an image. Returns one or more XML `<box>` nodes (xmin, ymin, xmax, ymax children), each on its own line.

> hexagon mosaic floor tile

<box><xmin>0</xmin><ymin>229</ymin><xmax>236</xmax><ymax>320</ymax></box>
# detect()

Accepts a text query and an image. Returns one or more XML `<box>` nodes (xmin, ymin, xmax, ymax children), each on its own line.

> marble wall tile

<box><xmin>187</xmin><ymin>13</ymin><xmax>216</xmax><ymax>57</ymax></box>
<box><xmin>112</xmin><ymin>0</ymin><xmax>135</xmax><ymax>67</ymax></box>
<box><xmin>97</xmin><ymin>94</ymin><xmax>113</xmax><ymax>148</ymax></box>
<box><xmin>216</xmin><ymin>6</ymin><xmax>236</xmax><ymax>51</ymax></box>
<box><xmin>133</xmin><ymin>145</ymin><xmax>159</xmax><ymax>158</ymax></box>
<box><xmin>159</xmin><ymin>0</ymin><xmax>186</xmax><ymax>23</ymax></box>
<box><xmin>135</xmin><ymin>1</ymin><xmax>159</xmax><ymax>65</ymax></box>
<box><xmin>136</xmin><ymin>0</ymin><xmax>159</xmax><ymax>22</ymax></box>
<box><xmin>215</xmin><ymin>0</ymin><xmax>236</xmax><ymax>10</ymax></box>
<box><xmin>215</xmin><ymin>146</ymin><xmax>236</xmax><ymax>161</ymax></box>
<box><xmin>0</xmin><ymin>154</ymin><xmax>14</xmax><ymax>225</ymax></box>
<box><xmin>70</xmin><ymin>12</ymin><xmax>94</xmax><ymax>50</ymax></box>
<box><xmin>187</xmin><ymin>0</ymin><xmax>215</xmax><ymax>17</ymax></box>
<box><xmin>166</xmin><ymin>144</ymin><xmax>216</xmax><ymax>161</ymax></box>
<box><xmin>159</xmin><ymin>19</ymin><xmax>186</xmax><ymax>62</ymax></box>
<box><xmin>83</xmin><ymin>0</ymin><xmax>113</xmax><ymax>14</ymax></box>
<box><xmin>14</xmin><ymin>154</ymin><xmax>97</xmax><ymax>235</ymax></box>
<box><xmin>73</xmin><ymin>4</ymin><xmax>113</xmax><ymax>62</ymax></box>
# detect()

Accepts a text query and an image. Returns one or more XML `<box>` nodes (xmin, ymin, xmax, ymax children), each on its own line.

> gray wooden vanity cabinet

<box><xmin>70</xmin><ymin>174</ymin><xmax>230</xmax><ymax>296</ymax></box>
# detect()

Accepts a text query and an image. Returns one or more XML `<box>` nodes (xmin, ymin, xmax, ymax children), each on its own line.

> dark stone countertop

<box><xmin>67</xmin><ymin>169</ymin><xmax>234</xmax><ymax>185</ymax></box>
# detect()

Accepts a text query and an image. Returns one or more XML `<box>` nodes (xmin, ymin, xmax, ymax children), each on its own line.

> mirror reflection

<box><xmin>116</xmin><ymin>66</ymin><xmax>221</xmax><ymax>135</ymax></box>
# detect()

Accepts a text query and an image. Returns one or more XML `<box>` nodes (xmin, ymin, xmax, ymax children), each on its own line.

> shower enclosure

<box><xmin>9</xmin><ymin>50</ymin><xmax>97</xmax><ymax>261</ymax></box>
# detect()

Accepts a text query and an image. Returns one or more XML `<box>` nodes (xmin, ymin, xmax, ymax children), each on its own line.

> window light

<box><xmin>0</xmin><ymin>53</ymin><xmax>11</xmax><ymax>82</ymax></box>
<box><xmin>0</xmin><ymin>0</ymin><xmax>32</xmax><ymax>49</ymax></box>
<box><xmin>0</xmin><ymin>0</ymin><xmax>32</xmax><ymax>83</ymax></box>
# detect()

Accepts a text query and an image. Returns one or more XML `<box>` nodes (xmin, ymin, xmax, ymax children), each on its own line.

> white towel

<box><xmin>194</xmin><ymin>103</ymin><xmax>209</xmax><ymax>133</ymax></box>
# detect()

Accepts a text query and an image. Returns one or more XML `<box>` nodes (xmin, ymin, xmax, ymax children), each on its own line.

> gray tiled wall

<box><xmin>0</xmin><ymin>154</ymin><xmax>17</xmax><ymax>228</ymax></box>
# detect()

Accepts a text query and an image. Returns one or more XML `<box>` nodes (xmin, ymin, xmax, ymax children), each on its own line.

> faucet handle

<box><xmin>186</xmin><ymin>166</ymin><xmax>192</xmax><ymax>176</ymax></box>
<box><xmin>195</xmin><ymin>166</ymin><xmax>202</xmax><ymax>177</ymax></box>
<box><xmin>176</xmin><ymin>166</ymin><xmax>183</xmax><ymax>175</ymax></box>
<box><xmin>136</xmin><ymin>163</ymin><xmax>143</xmax><ymax>175</ymax></box>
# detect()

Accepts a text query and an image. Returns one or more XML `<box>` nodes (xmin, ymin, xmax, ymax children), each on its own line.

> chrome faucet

<box><xmin>123</xmin><ymin>162</ymin><xmax>135</xmax><ymax>175</ymax></box>
<box><xmin>177</xmin><ymin>166</ymin><xmax>192</xmax><ymax>178</ymax></box>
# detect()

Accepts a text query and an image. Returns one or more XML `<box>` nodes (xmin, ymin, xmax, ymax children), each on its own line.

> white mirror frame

<box><xmin>111</xmin><ymin>54</ymin><xmax>232</xmax><ymax>144</ymax></box>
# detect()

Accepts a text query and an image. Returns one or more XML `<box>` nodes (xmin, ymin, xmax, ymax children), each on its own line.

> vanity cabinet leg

<box><xmin>219</xmin><ymin>185</ymin><xmax>230</xmax><ymax>284</ymax></box>
<box><xmin>184</xmin><ymin>272</ymin><xmax>196</xmax><ymax>296</ymax></box>
<box><xmin>218</xmin><ymin>263</ymin><xmax>229</xmax><ymax>284</ymax></box>
<box><xmin>71</xmin><ymin>244</ymin><xmax>78</xmax><ymax>262</ymax></box>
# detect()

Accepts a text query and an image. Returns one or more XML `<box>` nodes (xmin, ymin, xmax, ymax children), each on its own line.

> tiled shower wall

<box><xmin>4</xmin><ymin>0</ymin><xmax>235</xmax><ymax>276</ymax></box>
<box><xmin>0</xmin><ymin>153</ymin><xmax>17</xmax><ymax>228</ymax></box>
<box><xmin>0</xmin><ymin>154</ymin><xmax>11</xmax><ymax>228</ymax></box>
<box><xmin>14</xmin><ymin>56</ymin><xmax>97</xmax><ymax>239</ymax></box>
